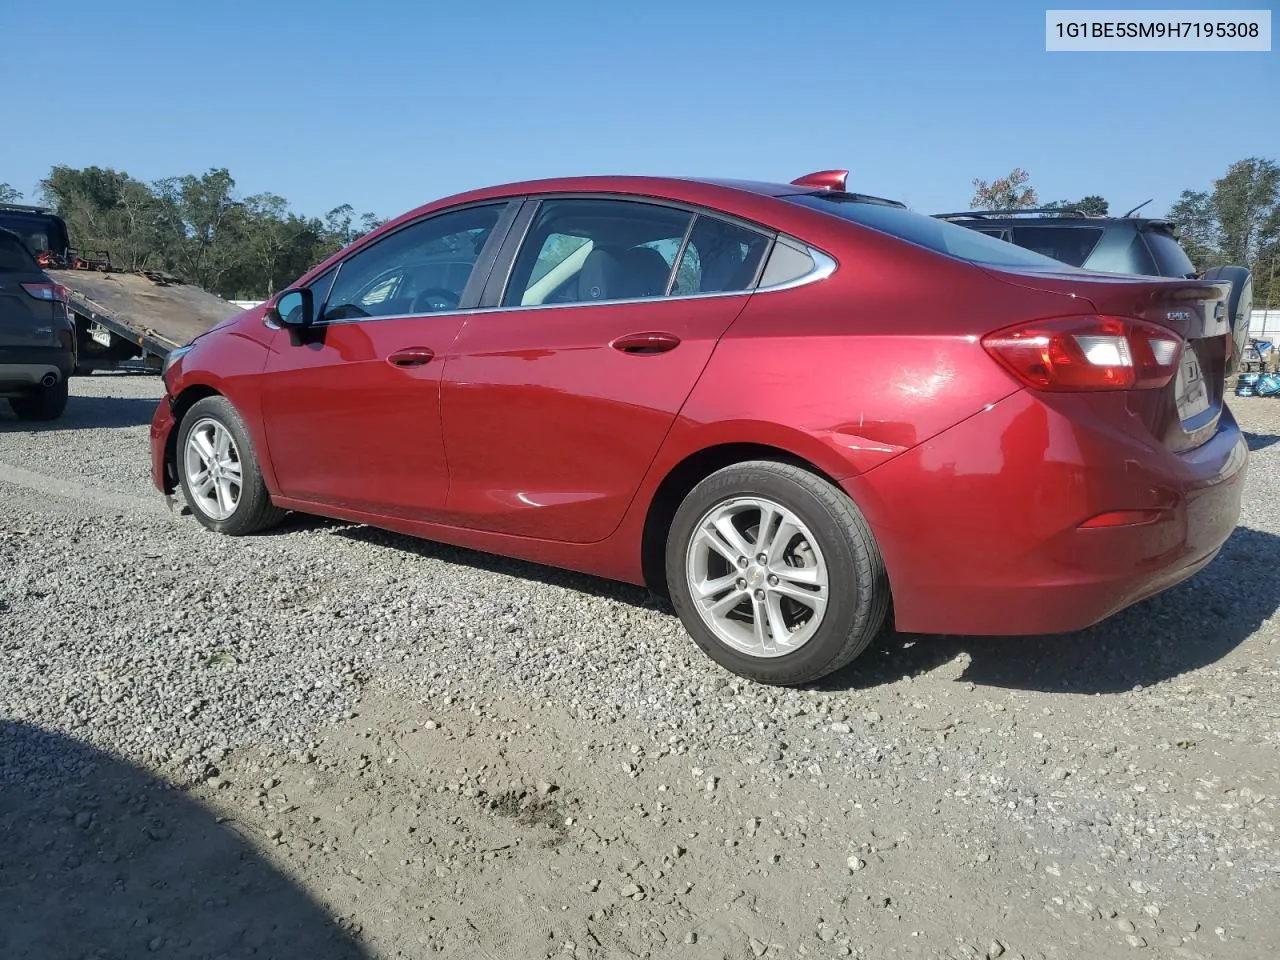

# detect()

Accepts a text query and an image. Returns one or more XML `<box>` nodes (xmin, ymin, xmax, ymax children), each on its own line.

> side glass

<box><xmin>320</xmin><ymin>204</ymin><xmax>503</xmax><ymax>322</ymax></box>
<box><xmin>671</xmin><ymin>216</ymin><xmax>771</xmax><ymax>294</ymax></box>
<box><xmin>502</xmin><ymin>199</ymin><xmax>693</xmax><ymax>307</ymax></box>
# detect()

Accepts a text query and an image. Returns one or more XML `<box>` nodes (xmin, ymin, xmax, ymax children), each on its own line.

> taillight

<box><xmin>21</xmin><ymin>281</ymin><xmax>67</xmax><ymax>303</ymax></box>
<box><xmin>981</xmin><ymin>315</ymin><xmax>1182</xmax><ymax>391</ymax></box>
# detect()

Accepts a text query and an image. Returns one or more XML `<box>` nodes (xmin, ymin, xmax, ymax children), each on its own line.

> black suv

<box><xmin>935</xmin><ymin>207</ymin><xmax>1253</xmax><ymax>373</ymax></box>
<box><xmin>0</xmin><ymin>227</ymin><xmax>75</xmax><ymax>421</ymax></box>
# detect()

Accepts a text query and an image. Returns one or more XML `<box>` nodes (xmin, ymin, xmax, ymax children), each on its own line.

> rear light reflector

<box><xmin>1078</xmin><ymin>509</ymin><xmax>1166</xmax><ymax>529</ymax></box>
<box><xmin>21</xmin><ymin>281</ymin><xmax>66</xmax><ymax>302</ymax></box>
<box><xmin>981</xmin><ymin>315</ymin><xmax>1182</xmax><ymax>391</ymax></box>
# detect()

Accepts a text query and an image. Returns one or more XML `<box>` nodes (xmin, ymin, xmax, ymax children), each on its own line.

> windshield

<box><xmin>786</xmin><ymin>194</ymin><xmax>1068</xmax><ymax>268</ymax></box>
<box><xmin>0</xmin><ymin>212</ymin><xmax>69</xmax><ymax>258</ymax></box>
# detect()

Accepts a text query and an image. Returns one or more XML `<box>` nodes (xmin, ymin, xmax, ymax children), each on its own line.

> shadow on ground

<box><xmin>818</xmin><ymin>525</ymin><xmax>1280</xmax><ymax>695</ymax></box>
<box><xmin>263</xmin><ymin>503</ymin><xmax>1280</xmax><ymax>698</ymax></box>
<box><xmin>0</xmin><ymin>721</ymin><xmax>368</xmax><ymax>959</ymax></box>
<box><xmin>267</xmin><ymin>516</ymin><xmax>659</xmax><ymax>609</ymax></box>
<box><xmin>0</xmin><ymin>392</ymin><xmax>158</xmax><ymax>432</ymax></box>
<box><xmin>1244</xmin><ymin>431</ymin><xmax>1280</xmax><ymax>452</ymax></box>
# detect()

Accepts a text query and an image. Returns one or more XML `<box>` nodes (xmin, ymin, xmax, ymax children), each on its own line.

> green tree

<box><xmin>1170</xmin><ymin>157</ymin><xmax>1280</xmax><ymax>304</ymax></box>
<box><xmin>35</xmin><ymin>163</ymin><xmax>384</xmax><ymax>298</ymax></box>
<box><xmin>970</xmin><ymin>168</ymin><xmax>1039</xmax><ymax>210</ymax></box>
<box><xmin>1044</xmin><ymin>195</ymin><xmax>1110</xmax><ymax>216</ymax></box>
<box><xmin>0</xmin><ymin>182</ymin><xmax>22</xmax><ymax>203</ymax></box>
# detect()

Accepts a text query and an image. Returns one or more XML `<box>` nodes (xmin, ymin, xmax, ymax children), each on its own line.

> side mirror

<box><xmin>269</xmin><ymin>288</ymin><xmax>315</xmax><ymax>329</ymax></box>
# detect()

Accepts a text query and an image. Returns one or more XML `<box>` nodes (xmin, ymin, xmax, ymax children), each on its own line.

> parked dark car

<box><xmin>935</xmin><ymin>207</ymin><xmax>1253</xmax><ymax>373</ymax></box>
<box><xmin>152</xmin><ymin>171</ymin><xmax>1246</xmax><ymax>686</ymax></box>
<box><xmin>0</xmin><ymin>227</ymin><xmax>75</xmax><ymax>420</ymax></box>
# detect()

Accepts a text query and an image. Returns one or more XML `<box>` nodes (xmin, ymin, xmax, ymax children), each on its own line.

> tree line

<box><xmin>4</xmin><ymin>157</ymin><xmax>1278</xmax><ymax>307</ymax></box>
<box><xmin>0</xmin><ymin>167</ymin><xmax>385</xmax><ymax>301</ymax></box>
<box><xmin>971</xmin><ymin>157</ymin><xmax>1279</xmax><ymax>307</ymax></box>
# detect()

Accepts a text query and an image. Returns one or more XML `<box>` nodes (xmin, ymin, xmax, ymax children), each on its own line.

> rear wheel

<box><xmin>177</xmin><ymin>396</ymin><xmax>286</xmax><ymax>535</ymax></box>
<box><xmin>665</xmin><ymin>460</ymin><xmax>890</xmax><ymax>686</ymax></box>
<box><xmin>8</xmin><ymin>378</ymin><xmax>69</xmax><ymax>421</ymax></box>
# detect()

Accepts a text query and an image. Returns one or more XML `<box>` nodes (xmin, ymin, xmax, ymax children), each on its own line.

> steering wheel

<box><xmin>412</xmin><ymin>287</ymin><xmax>461</xmax><ymax>312</ymax></box>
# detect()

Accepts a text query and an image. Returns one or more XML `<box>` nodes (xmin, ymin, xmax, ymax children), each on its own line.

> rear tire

<box><xmin>665</xmin><ymin>460</ymin><xmax>890</xmax><ymax>686</ymax></box>
<box><xmin>176</xmin><ymin>395</ymin><xmax>286</xmax><ymax>536</ymax></box>
<box><xmin>8</xmin><ymin>378</ymin><xmax>69</xmax><ymax>421</ymax></box>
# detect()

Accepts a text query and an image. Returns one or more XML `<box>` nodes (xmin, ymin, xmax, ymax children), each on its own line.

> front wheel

<box><xmin>665</xmin><ymin>461</ymin><xmax>890</xmax><ymax>686</ymax></box>
<box><xmin>177</xmin><ymin>396</ymin><xmax>286</xmax><ymax>535</ymax></box>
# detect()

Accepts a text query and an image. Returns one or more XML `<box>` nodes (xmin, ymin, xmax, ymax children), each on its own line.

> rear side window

<box><xmin>0</xmin><ymin>230</ymin><xmax>38</xmax><ymax>272</ymax></box>
<box><xmin>789</xmin><ymin>194</ymin><xmax>1064</xmax><ymax>268</ymax></box>
<box><xmin>1008</xmin><ymin>225</ymin><xmax>1104</xmax><ymax>267</ymax></box>
<box><xmin>503</xmin><ymin>198</ymin><xmax>694</xmax><ymax>307</ymax></box>
<box><xmin>672</xmin><ymin>216</ymin><xmax>770</xmax><ymax>294</ymax></box>
<box><xmin>1144</xmin><ymin>230</ymin><xmax>1197</xmax><ymax>278</ymax></box>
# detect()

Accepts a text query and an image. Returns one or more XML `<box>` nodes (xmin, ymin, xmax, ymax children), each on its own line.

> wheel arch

<box><xmin>162</xmin><ymin>384</ymin><xmax>225</xmax><ymax>493</ymax></box>
<box><xmin>639</xmin><ymin>442</ymin><xmax>849</xmax><ymax>600</ymax></box>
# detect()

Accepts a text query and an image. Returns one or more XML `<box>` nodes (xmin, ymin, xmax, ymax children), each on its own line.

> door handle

<box><xmin>610</xmin><ymin>331</ymin><xmax>681</xmax><ymax>354</ymax></box>
<box><xmin>387</xmin><ymin>347</ymin><xmax>436</xmax><ymax>368</ymax></box>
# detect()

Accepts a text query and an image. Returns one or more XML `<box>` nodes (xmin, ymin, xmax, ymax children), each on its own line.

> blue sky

<box><xmin>1</xmin><ymin>0</ymin><xmax>1275</xmax><ymax>221</ymax></box>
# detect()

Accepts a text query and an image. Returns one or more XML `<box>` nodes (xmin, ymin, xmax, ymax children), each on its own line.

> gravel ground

<box><xmin>2</xmin><ymin>374</ymin><xmax>1278</xmax><ymax>960</ymax></box>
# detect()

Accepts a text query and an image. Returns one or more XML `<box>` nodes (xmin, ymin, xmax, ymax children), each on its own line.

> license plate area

<box><xmin>1176</xmin><ymin>345</ymin><xmax>1211</xmax><ymax>421</ymax></box>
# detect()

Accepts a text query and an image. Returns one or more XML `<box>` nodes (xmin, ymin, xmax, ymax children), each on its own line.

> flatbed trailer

<box><xmin>47</xmin><ymin>268</ymin><xmax>246</xmax><ymax>374</ymax></box>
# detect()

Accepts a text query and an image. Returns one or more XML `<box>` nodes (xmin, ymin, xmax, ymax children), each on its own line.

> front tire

<box><xmin>176</xmin><ymin>395</ymin><xmax>286</xmax><ymax>535</ymax></box>
<box><xmin>666</xmin><ymin>461</ymin><xmax>890</xmax><ymax>686</ymax></box>
<box><xmin>8</xmin><ymin>378</ymin><xmax>69</xmax><ymax>421</ymax></box>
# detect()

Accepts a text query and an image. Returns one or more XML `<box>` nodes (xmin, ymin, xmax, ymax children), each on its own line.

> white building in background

<box><xmin>1251</xmin><ymin>310</ymin><xmax>1280</xmax><ymax>339</ymax></box>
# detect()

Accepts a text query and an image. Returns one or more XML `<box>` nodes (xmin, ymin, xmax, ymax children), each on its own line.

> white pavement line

<box><xmin>0</xmin><ymin>461</ymin><xmax>173</xmax><ymax>518</ymax></box>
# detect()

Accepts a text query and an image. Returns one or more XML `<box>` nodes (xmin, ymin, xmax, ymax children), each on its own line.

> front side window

<box><xmin>503</xmin><ymin>199</ymin><xmax>694</xmax><ymax>307</ymax></box>
<box><xmin>322</xmin><ymin>204</ymin><xmax>503</xmax><ymax>321</ymax></box>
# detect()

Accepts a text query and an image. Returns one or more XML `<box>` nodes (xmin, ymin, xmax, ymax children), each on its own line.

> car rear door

<box><xmin>438</xmin><ymin>196</ymin><xmax>772</xmax><ymax>543</ymax></box>
<box><xmin>259</xmin><ymin>201</ymin><xmax>516</xmax><ymax>520</ymax></box>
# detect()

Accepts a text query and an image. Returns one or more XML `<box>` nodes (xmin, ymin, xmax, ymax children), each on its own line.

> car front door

<box><xmin>439</xmin><ymin>197</ymin><xmax>772</xmax><ymax>542</ymax></box>
<box><xmin>260</xmin><ymin>201</ymin><xmax>514</xmax><ymax>520</ymax></box>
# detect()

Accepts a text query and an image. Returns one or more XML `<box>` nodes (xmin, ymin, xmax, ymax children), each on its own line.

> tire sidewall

<box><xmin>176</xmin><ymin>396</ymin><xmax>264</xmax><ymax>535</ymax></box>
<box><xmin>665</xmin><ymin>465</ymin><xmax>867</xmax><ymax>684</ymax></box>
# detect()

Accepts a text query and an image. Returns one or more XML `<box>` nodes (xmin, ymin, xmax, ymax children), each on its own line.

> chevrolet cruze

<box><xmin>151</xmin><ymin>170</ymin><xmax>1247</xmax><ymax>686</ymax></box>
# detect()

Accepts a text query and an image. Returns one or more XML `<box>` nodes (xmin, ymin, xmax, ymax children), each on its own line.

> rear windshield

<box><xmin>0</xmin><ymin>212</ymin><xmax>69</xmax><ymax>258</ymax></box>
<box><xmin>786</xmin><ymin>194</ymin><xmax>1066</xmax><ymax>268</ymax></box>
<box><xmin>0</xmin><ymin>230</ymin><xmax>39</xmax><ymax>272</ymax></box>
<box><xmin>1144</xmin><ymin>229</ymin><xmax>1197</xmax><ymax>278</ymax></box>
<box><xmin>1009</xmin><ymin>225</ymin><xmax>1104</xmax><ymax>267</ymax></box>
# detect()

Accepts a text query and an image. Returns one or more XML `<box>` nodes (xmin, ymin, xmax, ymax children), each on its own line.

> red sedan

<box><xmin>151</xmin><ymin>170</ymin><xmax>1247</xmax><ymax>686</ymax></box>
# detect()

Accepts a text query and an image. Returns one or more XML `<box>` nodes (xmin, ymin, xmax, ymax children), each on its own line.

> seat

<box><xmin>577</xmin><ymin>247</ymin><xmax>624</xmax><ymax>301</ymax></box>
<box><xmin>617</xmin><ymin>246</ymin><xmax>673</xmax><ymax>298</ymax></box>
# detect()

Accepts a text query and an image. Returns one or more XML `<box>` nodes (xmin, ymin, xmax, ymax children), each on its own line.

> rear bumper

<box><xmin>150</xmin><ymin>395</ymin><xmax>177</xmax><ymax>494</ymax></box>
<box><xmin>0</xmin><ymin>346</ymin><xmax>75</xmax><ymax>391</ymax></box>
<box><xmin>848</xmin><ymin>390</ymin><xmax>1248</xmax><ymax>636</ymax></box>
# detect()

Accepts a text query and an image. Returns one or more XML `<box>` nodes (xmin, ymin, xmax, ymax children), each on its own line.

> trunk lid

<box><xmin>980</xmin><ymin>265</ymin><xmax>1232</xmax><ymax>453</ymax></box>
